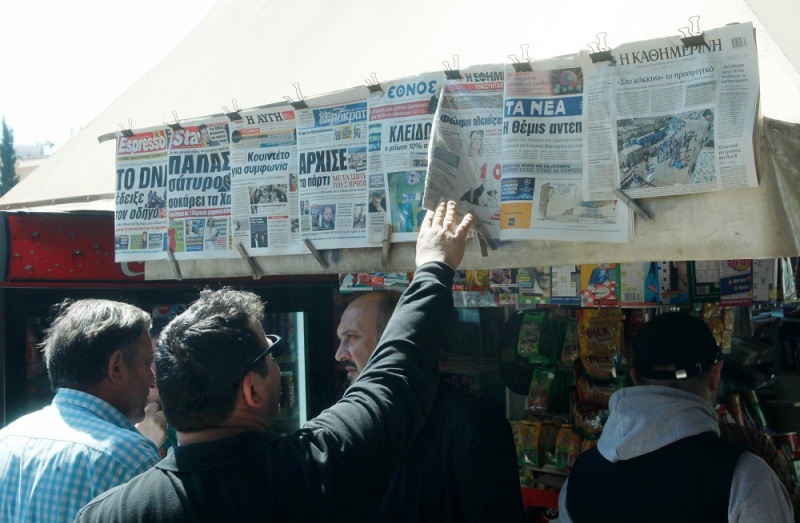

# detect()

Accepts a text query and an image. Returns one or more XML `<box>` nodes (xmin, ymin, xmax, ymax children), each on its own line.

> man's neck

<box><xmin>176</xmin><ymin>425</ymin><xmax>267</xmax><ymax>446</ymax></box>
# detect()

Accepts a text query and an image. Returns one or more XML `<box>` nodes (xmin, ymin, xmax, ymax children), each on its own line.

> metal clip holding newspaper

<box><xmin>612</xmin><ymin>188</ymin><xmax>654</xmax><ymax>221</ymax></box>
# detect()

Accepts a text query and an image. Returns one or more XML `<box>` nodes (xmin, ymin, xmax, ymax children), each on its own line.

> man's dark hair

<box><xmin>155</xmin><ymin>287</ymin><xmax>266</xmax><ymax>432</ymax></box>
<box><xmin>42</xmin><ymin>299</ymin><xmax>151</xmax><ymax>392</ymax></box>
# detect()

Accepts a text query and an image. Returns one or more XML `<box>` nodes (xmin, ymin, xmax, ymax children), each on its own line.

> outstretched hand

<box><xmin>415</xmin><ymin>201</ymin><xmax>473</xmax><ymax>269</ymax></box>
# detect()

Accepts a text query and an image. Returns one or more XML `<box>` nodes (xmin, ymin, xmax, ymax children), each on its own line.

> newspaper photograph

<box><xmin>423</xmin><ymin>64</ymin><xmax>505</xmax><ymax>239</ymax></box>
<box><xmin>114</xmin><ymin>127</ymin><xmax>171</xmax><ymax>262</ymax></box>
<box><xmin>367</xmin><ymin>72</ymin><xmax>444</xmax><ymax>243</ymax></box>
<box><xmin>166</xmin><ymin>117</ymin><xmax>234</xmax><ymax>260</ymax></box>
<box><xmin>500</xmin><ymin>57</ymin><xmax>632</xmax><ymax>243</ymax></box>
<box><xmin>582</xmin><ymin>22</ymin><xmax>759</xmax><ymax>201</ymax></box>
<box><xmin>229</xmin><ymin>105</ymin><xmax>304</xmax><ymax>256</ymax></box>
<box><xmin>296</xmin><ymin>90</ymin><xmax>373</xmax><ymax>250</ymax></box>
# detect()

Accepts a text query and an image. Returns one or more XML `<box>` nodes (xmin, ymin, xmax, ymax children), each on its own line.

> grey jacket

<box><xmin>558</xmin><ymin>385</ymin><xmax>794</xmax><ymax>522</ymax></box>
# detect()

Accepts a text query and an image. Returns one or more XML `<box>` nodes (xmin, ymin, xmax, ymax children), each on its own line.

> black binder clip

<box><xmin>443</xmin><ymin>55</ymin><xmax>462</xmax><ymax>80</ymax></box>
<box><xmin>284</xmin><ymin>82</ymin><xmax>308</xmax><ymax>110</ymax></box>
<box><xmin>365</xmin><ymin>72</ymin><xmax>383</xmax><ymax>94</ymax></box>
<box><xmin>223</xmin><ymin>99</ymin><xmax>242</xmax><ymax>121</ymax></box>
<box><xmin>117</xmin><ymin>120</ymin><xmax>135</xmax><ymax>137</ymax></box>
<box><xmin>679</xmin><ymin>16</ymin><xmax>706</xmax><ymax>48</ymax></box>
<box><xmin>588</xmin><ymin>33</ymin><xmax>614</xmax><ymax>64</ymax></box>
<box><xmin>509</xmin><ymin>44</ymin><xmax>533</xmax><ymax>72</ymax></box>
<box><xmin>165</xmin><ymin>110</ymin><xmax>183</xmax><ymax>131</ymax></box>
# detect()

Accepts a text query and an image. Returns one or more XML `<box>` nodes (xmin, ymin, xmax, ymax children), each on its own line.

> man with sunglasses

<box><xmin>559</xmin><ymin>312</ymin><xmax>793</xmax><ymax>522</ymax></box>
<box><xmin>76</xmin><ymin>200</ymin><xmax>474</xmax><ymax>522</ymax></box>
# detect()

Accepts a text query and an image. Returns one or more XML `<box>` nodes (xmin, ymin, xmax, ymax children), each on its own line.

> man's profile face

<box><xmin>335</xmin><ymin>298</ymin><xmax>380</xmax><ymax>383</ymax></box>
<box><xmin>121</xmin><ymin>330</ymin><xmax>157</xmax><ymax>423</ymax></box>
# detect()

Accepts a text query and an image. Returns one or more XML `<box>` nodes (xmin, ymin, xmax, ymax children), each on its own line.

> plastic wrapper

<box><xmin>511</xmin><ymin>420</ymin><xmax>541</xmax><ymax>467</ymax></box>
<box><xmin>575</xmin><ymin>366</ymin><xmax>624</xmax><ymax>410</ymax></box>
<box><xmin>571</xmin><ymin>394</ymin><xmax>609</xmax><ymax>440</ymax></box>
<box><xmin>539</xmin><ymin>315</ymin><xmax>568</xmax><ymax>363</ymax></box>
<box><xmin>552</xmin><ymin>424</ymin><xmax>575</xmax><ymax>471</ymax></box>
<box><xmin>701</xmin><ymin>303</ymin><xmax>734</xmax><ymax>352</ymax></box>
<box><xmin>577</xmin><ymin>308</ymin><xmax>625</xmax><ymax>379</ymax></box>
<box><xmin>560</xmin><ymin>319</ymin><xmax>580</xmax><ymax>367</ymax></box>
<box><xmin>518</xmin><ymin>311</ymin><xmax>546</xmax><ymax>362</ymax></box>
<box><xmin>526</xmin><ymin>367</ymin><xmax>568</xmax><ymax>415</ymax></box>
<box><xmin>518</xmin><ymin>311</ymin><xmax>566</xmax><ymax>366</ymax></box>
<box><xmin>527</xmin><ymin>368</ymin><xmax>556</xmax><ymax>414</ymax></box>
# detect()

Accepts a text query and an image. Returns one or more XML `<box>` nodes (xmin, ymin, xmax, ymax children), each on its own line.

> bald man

<box><xmin>336</xmin><ymin>291</ymin><xmax>525</xmax><ymax>523</ymax></box>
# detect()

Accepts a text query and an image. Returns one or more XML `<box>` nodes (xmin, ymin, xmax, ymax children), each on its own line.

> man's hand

<box><xmin>135</xmin><ymin>400</ymin><xmax>168</xmax><ymax>448</ymax></box>
<box><xmin>416</xmin><ymin>200</ymin><xmax>473</xmax><ymax>269</ymax></box>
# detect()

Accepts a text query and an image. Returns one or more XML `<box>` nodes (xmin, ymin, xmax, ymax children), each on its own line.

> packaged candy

<box><xmin>578</xmin><ymin>308</ymin><xmax>624</xmax><ymax>379</ymax></box>
<box><xmin>561</xmin><ymin>319</ymin><xmax>580</xmax><ymax>367</ymax></box>
<box><xmin>511</xmin><ymin>420</ymin><xmax>541</xmax><ymax>467</ymax></box>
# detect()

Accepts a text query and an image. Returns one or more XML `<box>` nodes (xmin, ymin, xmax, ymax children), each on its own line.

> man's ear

<box><xmin>707</xmin><ymin>360</ymin><xmax>724</xmax><ymax>392</ymax></box>
<box><xmin>241</xmin><ymin>372</ymin><xmax>264</xmax><ymax>408</ymax></box>
<box><xmin>106</xmin><ymin>349</ymin><xmax>125</xmax><ymax>383</ymax></box>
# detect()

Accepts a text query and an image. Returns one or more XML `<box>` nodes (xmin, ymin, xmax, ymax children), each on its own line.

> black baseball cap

<box><xmin>633</xmin><ymin>312</ymin><xmax>722</xmax><ymax>380</ymax></box>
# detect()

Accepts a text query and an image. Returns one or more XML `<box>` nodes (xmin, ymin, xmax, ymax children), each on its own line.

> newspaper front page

<box><xmin>583</xmin><ymin>22</ymin><xmax>759</xmax><ymax>201</ymax></box>
<box><xmin>114</xmin><ymin>127</ymin><xmax>170</xmax><ymax>261</ymax></box>
<box><xmin>229</xmin><ymin>106</ymin><xmax>304</xmax><ymax>255</ymax></box>
<box><xmin>500</xmin><ymin>57</ymin><xmax>632</xmax><ymax>242</ymax></box>
<box><xmin>166</xmin><ymin>118</ymin><xmax>234</xmax><ymax>260</ymax></box>
<box><xmin>296</xmin><ymin>91</ymin><xmax>372</xmax><ymax>250</ymax></box>
<box><xmin>423</xmin><ymin>64</ymin><xmax>506</xmax><ymax>239</ymax></box>
<box><xmin>367</xmin><ymin>72</ymin><xmax>444</xmax><ymax>243</ymax></box>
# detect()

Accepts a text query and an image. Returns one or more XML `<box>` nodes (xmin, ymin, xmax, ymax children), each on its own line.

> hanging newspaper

<box><xmin>229</xmin><ymin>106</ymin><xmax>304</xmax><ymax>255</ymax></box>
<box><xmin>296</xmin><ymin>91</ymin><xmax>372</xmax><ymax>249</ymax></box>
<box><xmin>114</xmin><ymin>127</ymin><xmax>171</xmax><ymax>261</ymax></box>
<box><xmin>423</xmin><ymin>64</ymin><xmax>505</xmax><ymax>239</ymax></box>
<box><xmin>366</xmin><ymin>72</ymin><xmax>444</xmax><ymax>243</ymax></box>
<box><xmin>500</xmin><ymin>57</ymin><xmax>632</xmax><ymax>242</ymax></box>
<box><xmin>166</xmin><ymin>118</ymin><xmax>234</xmax><ymax>260</ymax></box>
<box><xmin>582</xmin><ymin>22</ymin><xmax>759</xmax><ymax>201</ymax></box>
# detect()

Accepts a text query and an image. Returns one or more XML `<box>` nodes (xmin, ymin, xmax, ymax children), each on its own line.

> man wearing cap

<box><xmin>559</xmin><ymin>312</ymin><xmax>793</xmax><ymax>522</ymax></box>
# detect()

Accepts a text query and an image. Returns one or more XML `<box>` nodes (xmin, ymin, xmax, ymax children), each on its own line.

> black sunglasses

<box><xmin>248</xmin><ymin>334</ymin><xmax>284</xmax><ymax>367</ymax></box>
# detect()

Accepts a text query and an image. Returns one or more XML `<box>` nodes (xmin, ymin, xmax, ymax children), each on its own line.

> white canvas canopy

<box><xmin>1</xmin><ymin>0</ymin><xmax>799</xmax><ymax>278</ymax></box>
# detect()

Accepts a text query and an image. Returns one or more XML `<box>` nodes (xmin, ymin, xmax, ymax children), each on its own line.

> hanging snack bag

<box><xmin>577</xmin><ymin>308</ymin><xmax>625</xmax><ymax>379</ymax></box>
<box><xmin>561</xmin><ymin>318</ymin><xmax>580</xmax><ymax>367</ymax></box>
<box><xmin>511</xmin><ymin>420</ymin><xmax>542</xmax><ymax>467</ymax></box>
<box><xmin>570</xmin><ymin>391</ymin><xmax>609</xmax><ymax>439</ymax></box>
<box><xmin>575</xmin><ymin>366</ymin><xmax>624</xmax><ymax>410</ymax></box>
<box><xmin>527</xmin><ymin>367</ymin><xmax>557</xmax><ymax>414</ymax></box>
<box><xmin>538</xmin><ymin>315</ymin><xmax>568</xmax><ymax>363</ymax></box>
<box><xmin>552</xmin><ymin>424</ymin><xmax>575</xmax><ymax>471</ymax></box>
<box><xmin>518</xmin><ymin>311</ymin><xmax>560</xmax><ymax>365</ymax></box>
